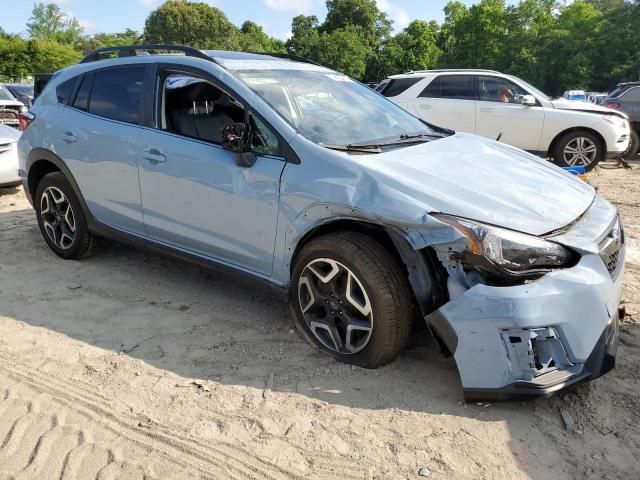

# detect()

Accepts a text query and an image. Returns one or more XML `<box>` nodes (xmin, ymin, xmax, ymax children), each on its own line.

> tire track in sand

<box><xmin>0</xmin><ymin>359</ymin><xmax>306</xmax><ymax>480</ymax></box>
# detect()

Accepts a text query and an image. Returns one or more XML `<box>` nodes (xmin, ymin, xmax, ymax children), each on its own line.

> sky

<box><xmin>0</xmin><ymin>0</ymin><xmax>485</xmax><ymax>41</ymax></box>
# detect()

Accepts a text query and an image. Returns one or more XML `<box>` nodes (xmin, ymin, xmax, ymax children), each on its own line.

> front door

<box><xmin>138</xmin><ymin>70</ymin><xmax>285</xmax><ymax>276</ymax></box>
<box><xmin>475</xmin><ymin>75</ymin><xmax>545</xmax><ymax>151</ymax></box>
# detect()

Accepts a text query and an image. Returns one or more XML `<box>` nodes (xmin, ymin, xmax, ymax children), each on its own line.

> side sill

<box><xmin>88</xmin><ymin>219</ymin><xmax>289</xmax><ymax>300</ymax></box>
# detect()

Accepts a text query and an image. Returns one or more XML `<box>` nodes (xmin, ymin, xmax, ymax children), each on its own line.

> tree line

<box><xmin>1</xmin><ymin>0</ymin><xmax>639</xmax><ymax>96</ymax></box>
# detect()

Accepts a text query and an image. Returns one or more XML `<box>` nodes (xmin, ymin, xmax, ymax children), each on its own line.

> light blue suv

<box><xmin>18</xmin><ymin>45</ymin><xmax>624</xmax><ymax>401</ymax></box>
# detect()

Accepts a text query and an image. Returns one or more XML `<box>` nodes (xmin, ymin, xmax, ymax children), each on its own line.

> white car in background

<box><xmin>0</xmin><ymin>84</ymin><xmax>26</xmax><ymax>129</ymax></box>
<box><xmin>378</xmin><ymin>69</ymin><xmax>631</xmax><ymax>171</ymax></box>
<box><xmin>0</xmin><ymin>124</ymin><xmax>21</xmax><ymax>187</ymax></box>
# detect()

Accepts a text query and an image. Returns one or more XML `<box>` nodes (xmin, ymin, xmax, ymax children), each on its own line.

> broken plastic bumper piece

<box><xmin>426</xmin><ymin>250</ymin><xmax>624</xmax><ymax>402</ymax></box>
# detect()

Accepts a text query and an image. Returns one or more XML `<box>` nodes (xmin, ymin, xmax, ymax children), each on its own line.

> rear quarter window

<box><xmin>621</xmin><ymin>87</ymin><xmax>640</xmax><ymax>101</ymax></box>
<box><xmin>56</xmin><ymin>78</ymin><xmax>77</xmax><ymax>104</ymax></box>
<box><xmin>380</xmin><ymin>77</ymin><xmax>425</xmax><ymax>97</ymax></box>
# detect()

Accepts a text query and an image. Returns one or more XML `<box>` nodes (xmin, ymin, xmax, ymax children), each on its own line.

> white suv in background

<box><xmin>378</xmin><ymin>69</ymin><xmax>630</xmax><ymax>171</ymax></box>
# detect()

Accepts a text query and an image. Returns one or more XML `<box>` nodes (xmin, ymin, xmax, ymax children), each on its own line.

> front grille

<box><xmin>599</xmin><ymin>216</ymin><xmax>624</xmax><ymax>278</ymax></box>
<box><xmin>0</xmin><ymin>109</ymin><xmax>19</xmax><ymax>125</ymax></box>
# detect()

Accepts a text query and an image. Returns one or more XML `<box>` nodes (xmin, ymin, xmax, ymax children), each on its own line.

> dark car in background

<box><xmin>604</xmin><ymin>81</ymin><xmax>640</xmax><ymax>159</ymax></box>
<box><xmin>6</xmin><ymin>84</ymin><xmax>34</xmax><ymax>108</ymax></box>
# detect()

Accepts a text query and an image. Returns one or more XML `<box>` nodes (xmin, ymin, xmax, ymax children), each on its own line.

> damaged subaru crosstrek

<box><xmin>17</xmin><ymin>45</ymin><xmax>625</xmax><ymax>401</ymax></box>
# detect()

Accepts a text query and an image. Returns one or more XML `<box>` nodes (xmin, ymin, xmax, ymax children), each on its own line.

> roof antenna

<box><xmin>496</xmin><ymin>133</ymin><xmax>503</xmax><ymax>142</ymax></box>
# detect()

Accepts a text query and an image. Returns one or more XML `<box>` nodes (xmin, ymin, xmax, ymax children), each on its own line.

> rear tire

<box><xmin>552</xmin><ymin>130</ymin><xmax>603</xmax><ymax>172</ymax></box>
<box><xmin>34</xmin><ymin>172</ymin><xmax>100</xmax><ymax>260</ymax></box>
<box><xmin>622</xmin><ymin>129</ymin><xmax>639</xmax><ymax>160</ymax></box>
<box><xmin>289</xmin><ymin>232</ymin><xmax>413</xmax><ymax>368</ymax></box>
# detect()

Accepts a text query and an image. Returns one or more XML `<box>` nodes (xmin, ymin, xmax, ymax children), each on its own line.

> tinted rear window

<box><xmin>380</xmin><ymin>77</ymin><xmax>424</xmax><ymax>97</ymax></box>
<box><xmin>88</xmin><ymin>67</ymin><xmax>145</xmax><ymax>124</ymax></box>
<box><xmin>420</xmin><ymin>75</ymin><xmax>476</xmax><ymax>100</ymax></box>
<box><xmin>56</xmin><ymin>78</ymin><xmax>77</xmax><ymax>104</ymax></box>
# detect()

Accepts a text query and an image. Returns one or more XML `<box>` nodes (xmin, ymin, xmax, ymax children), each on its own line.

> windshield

<box><xmin>233</xmin><ymin>69</ymin><xmax>434</xmax><ymax>146</ymax></box>
<box><xmin>0</xmin><ymin>86</ymin><xmax>15</xmax><ymax>101</ymax></box>
<box><xmin>512</xmin><ymin>77</ymin><xmax>551</xmax><ymax>102</ymax></box>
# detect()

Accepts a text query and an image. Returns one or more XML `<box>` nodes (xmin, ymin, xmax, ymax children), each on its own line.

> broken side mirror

<box><xmin>222</xmin><ymin>123</ymin><xmax>256</xmax><ymax>168</ymax></box>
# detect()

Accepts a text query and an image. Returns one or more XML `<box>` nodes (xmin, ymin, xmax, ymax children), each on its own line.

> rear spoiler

<box><xmin>34</xmin><ymin>74</ymin><xmax>54</xmax><ymax>100</ymax></box>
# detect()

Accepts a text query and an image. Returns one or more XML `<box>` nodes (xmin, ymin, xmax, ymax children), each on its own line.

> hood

<box><xmin>551</xmin><ymin>98</ymin><xmax>627</xmax><ymax>119</ymax></box>
<box><xmin>0</xmin><ymin>124</ymin><xmax>21</xmax><ymax>143</ymax></box>
<box><xmin>365</xmin><ymin>133</ymin><xmax>595</xmax><ymax>236</ymax></box>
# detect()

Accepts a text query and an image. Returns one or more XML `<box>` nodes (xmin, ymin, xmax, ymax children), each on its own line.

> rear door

<box><xmin>412</xmin><ymin>75</ymin><xmax>476</xmax><ymax>132</ymax></box>
<box><xmin>621</xmin><ymin>86</ymin><xmax>640</xmax><ymax>120</ymax></box>
<box><xmin>58</xmin><ymin>66</ymin><xmax>149</xmax><ymax>236</ymax></box>
<box><xmin>475</xmin><ymin>75</ymin><xmax>545</xmax><ymax>151</ymax></box>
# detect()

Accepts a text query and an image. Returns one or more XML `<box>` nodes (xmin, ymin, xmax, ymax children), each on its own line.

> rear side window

<box><xmin>88</xmin><ymin>67</ymin><xmax>145</xmax><ymax>124</ymax></box>
<box><xmin>622</xmin><ymin>87</ymin><xmax>640</xmax><ymax>101</ymax></box>
<box><xmin>608</xmin><ymin>87</ymin><xmax>624</xmax><ymax>98</ymax></box>
<box><xmin>56</xmin><ymin>78</ymin><xmax>76</xmax><ymax>104</ymax></box>
<box><xmin>380</xmin><ymin>77</ymin><xmax>424</xmax><ymax>97</ymax></box>
<box><xmin>72</xmin><ymin>75</ymin><xmax>92</xmax><ymax>111</ymax></box>
<box><xmin>420</xmin><ymin>75</ymin><xmax>475</xmax><ymax>100</ymax></box>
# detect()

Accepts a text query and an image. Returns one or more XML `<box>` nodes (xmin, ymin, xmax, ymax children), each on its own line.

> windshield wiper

<box><xmin>321</xmin><ymin>144</ymin><xmax>382</xmax><ymax>154</ymax></box>
<box><xmin>349</xmin><ymin>132</ymin><xmax>446</xmax><ymax>149</ymax></box>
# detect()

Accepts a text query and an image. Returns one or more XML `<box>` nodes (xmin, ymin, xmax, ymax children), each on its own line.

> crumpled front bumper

<box><xmin>426</xmin><ymin>250</ymin><xmax>624</xmax><ymax>402</ymax></box>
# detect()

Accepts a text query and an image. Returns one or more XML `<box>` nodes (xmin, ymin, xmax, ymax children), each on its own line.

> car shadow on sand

<box><xmin>2</xmin><ymin>206</ymin><xmax>638</xmax><ymax>480</ymax></box>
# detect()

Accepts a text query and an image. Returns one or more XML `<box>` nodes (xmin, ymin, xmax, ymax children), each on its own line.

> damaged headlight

<box><xmin>433</xmin><ymin>214</ymin><xmax>575</xmax><ymax>274</ymax></box>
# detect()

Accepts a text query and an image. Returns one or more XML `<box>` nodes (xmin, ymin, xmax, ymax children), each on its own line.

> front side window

<box><xmin>478</xmin><ymin>76</ymin><xmax>529</xmax><ymax>104</ymax></box>
<box><xmin>89</xmin><ymin>67</ymin><xmax>145</xmax><ymax>124</ymax></box>
<box><xmin>420</xmin><ymin>75</ymin><xmax>475</xmax><ymax>100</ymax></box>
<box><xmin>160</xmin><ymin>74</ymin><xmax>244</xmax><ymax>145</ymax></box>
<box><xmin>234</xmin><ymin>68</ymin><xmax>434</xmax><ymax>147</ymax></box>
<box><xmin>250</xmin><ymin>114</ymin><xmax>279</xmax><ymax>156</ymax></box>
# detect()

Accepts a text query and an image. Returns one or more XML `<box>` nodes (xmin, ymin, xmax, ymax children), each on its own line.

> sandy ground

<box><xmin>0</xmin><ymin>164</ymin><xmax>639</xmax><ymax>480</ymax></box>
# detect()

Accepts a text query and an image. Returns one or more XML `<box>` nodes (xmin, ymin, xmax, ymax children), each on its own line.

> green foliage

<box><xmin>27</xmin><ymin>2</ymin><xmax>84</xmax><ymax>45</ymax></box>
<box><xmin>377</xmin><ymin>20</ymin><xmax>442</xmax><ymax>79</ymax></box>
<box><xmin>317</xmin><ymin>26</ymin><xmax>372</xmax><ymax>78</ymax></box>
<box><xmin>0</xmin><ymin>37</ymin><xmax>31</xmax><ymax>81</ymax></box>
<box><xmin>0</xmin><ymin>37</ymin><xmax>81</xmax><ymax>81</ymax></box>
<box><xmin>239</xmin><ymin>21</ymin><xmax>286</xmax><ymax>53</ymax></box>
<box><xmin>143</xmin><ymin>0</ymin><xmax>240</xmax><ymax>49</ymax></box>
<box><xmin>287</xmin><ymin>15</ymin><xmax>321</xmax><ymax>59</ymax></box>
<box><xmin>79</xmin><ymin>30</ymin><xmax>141</xmax><ymax>55</ymax></box>
<box><xmin>29</xmin><ymin>40</ymin><xmax>82</xmax><ymax>74</ymax></box>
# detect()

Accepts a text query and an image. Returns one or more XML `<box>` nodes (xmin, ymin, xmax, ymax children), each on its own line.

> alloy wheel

<box><xmin>40</xmin><ymin>186</ymin><xmax>76</xmax><ymax>250</ymax></box>
<box><xmin>563</xmin><ymin>137</ymin><xmax>598</xmax><ymax>166</ymax></box>
<box><xmin>298</xmin><ymin>258</ymin><xmax>373</xmax><ymax>354</ymax></box>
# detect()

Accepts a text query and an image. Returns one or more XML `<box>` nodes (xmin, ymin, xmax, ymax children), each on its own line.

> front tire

<box><xmin>289</xmin><ymin>232</ymin><xmax>413</xmax><ymax>368</ymax></box>
<box><xmin>552</xmin><ymin>130</ymin><xmax>603</xmax><ymax>172</ymax></box>
<box><xmin>34</xmin><ymin>172</ymin><xmax>100</xmax><ymax>259</ymax></box>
